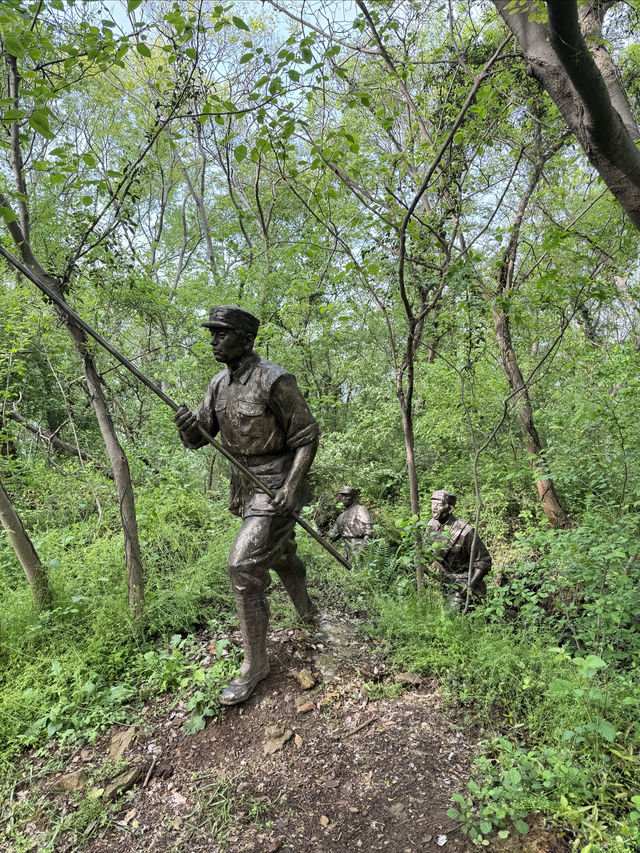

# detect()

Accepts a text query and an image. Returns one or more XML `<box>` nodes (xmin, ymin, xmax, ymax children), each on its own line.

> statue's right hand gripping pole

<box><xmin>192</xmin><ymin>420</ymin><xmax>352</xmax><ymax>570</ymax></box>
<box><xmin>174</xmin><ymin>406</ymin><xmax>351</xmax><ymax>571</ymax></box>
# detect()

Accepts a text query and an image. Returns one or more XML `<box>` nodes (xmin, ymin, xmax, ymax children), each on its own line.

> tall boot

<box><xmin>219</xmin><ymin>592</ymin><xmax>270</xmax><ymax>705</ymax></box>
<box><xmin>275</xmin><ymin>557</ymin><xmax>318</xmax><ymax>623</ymax></box>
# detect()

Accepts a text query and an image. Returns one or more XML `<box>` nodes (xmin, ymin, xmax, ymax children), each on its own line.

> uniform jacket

<box><xmin>330</xmin><ymin>504</ymin><xmax>373</xmax><ymax>546</ymax></box>
<box><xmin>179</xmin><ymin>350</ymin><xmax>319</xmax><ymax>516</ymax></box>
<box><xmin>426</xmin><ymin>514</ymin><xmax>491</xmax><ymax>585</ymax></box>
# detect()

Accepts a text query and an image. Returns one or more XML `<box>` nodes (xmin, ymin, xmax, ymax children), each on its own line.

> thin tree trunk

<box><xmin>0</xmin><ymin>208</ymin><xmax>145</xmax><ymax>629</ymax></box>
<box><xmin>490</xmin><ymin>132</ymin><xmax>571</xmax><ymax>529</ymax></box>
<box><xmin>7</xmin><ymin>55</ymin><xmax>30</xmax><ymax>243</ymax></box>
<box><xmin>399</xmin><ymin>398</ymin><xmax>424</xmax><ymax>593</ymax></box>
<box><xmin>577</xmin><ymin>303</ymin><xmax>599</xmax><ymax>345</ymax></box>
<box><xmin>399</xmin><ymin>322</ymin><xmax>420</xmax><ymax>514</ymax></box>
<box><xmin>0</xmin><ymin>476</ymin><xmax>52</xmax><ymax>610</ymax></box>
<box><xmin>491</xmin><ymin>304</ymin><xmax>569</xmax><ymax>528</ymax></box>
<box><xmin>0</xmin><ymin>53</ymin><xmax>145</xmax><ymax>629</ymax></box>
<box><xmin>7</xmin><ymin>409</ymin><xmax>113</xmax><ymax>478</ymax></box>
<box><xmin>615</xmin><ymin>275</ymin><xmax>640</xmax><ymax>350</ymax></box>
<box><xmin>62</xmin><ymin>313</ymin><xmax>145</xmax><ymax>628</ymax></box>
<box><xmin>171</xmin><ymin>144</ymin><xmax>221</xmax><ymax>283</ymax></box>
<box><xmin>401</xmin><ymin>403</ymin><xmax>420</xmax><ymax>509</ymax></box>
<box><xmin>396</xmin><ymin>325</ymin><xmax>424</xmax><ymax>591</ymax></box>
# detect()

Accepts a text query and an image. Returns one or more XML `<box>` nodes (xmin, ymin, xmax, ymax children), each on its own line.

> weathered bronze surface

<box><xmin>175</xmin><ymin>305</ymin><xmax>319</xmax><ymax>705</ymax></box>
<box><xmin>329</xmin><ymin>486</ymin><xmax>373</xmax><ymax>553</ymax></box>
<box><xmin>425</xmin><ymin>489</ymin><xmax>492</xmax><ymax>609</ymax></box>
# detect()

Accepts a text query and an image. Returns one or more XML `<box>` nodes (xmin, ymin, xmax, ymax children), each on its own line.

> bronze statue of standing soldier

<box><xmin>175</xmin><ymin>305</ymin><xmax>319</xmax><ymax>705</ymax></box>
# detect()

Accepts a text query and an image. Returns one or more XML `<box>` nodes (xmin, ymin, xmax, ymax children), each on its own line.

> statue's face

<box><xmin>431</xmin><ymin>497</ymin><xmax>452</xmax><ymax>523</ymax></box>
<box><xmin>340</xmin><ymin>492</ymin><xmax>355</xmax><ymax>508</ymax></box>
<box><xmin>209</xmin><ymin>327</ymin><xmax>252</xmax><ymax>363</ymax></box>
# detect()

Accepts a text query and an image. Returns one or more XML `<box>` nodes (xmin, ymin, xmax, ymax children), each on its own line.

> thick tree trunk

<box><xmin>0</xmin><ymin>476</ymin><xmax>52</xmax><ymax>610</ymax></box>
<box><xmin>493</xmin><ymin>0</ymin><xmax>640</xmax><ymax>230</ymax></box>
<box><xmin>491</xmin><ymin>305</ymin><xmax>569</xmax><ymax>528</ymax></box>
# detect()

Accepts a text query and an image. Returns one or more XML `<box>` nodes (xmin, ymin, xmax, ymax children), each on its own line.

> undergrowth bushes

<box><xmin>2</xmin><ymin>464</ymin><xmax>640</xmax><ymax>851</ymax></box>
<box><xmin>348</xmin><ymin>524</ymin><xmax>640</xmax><ymax>852</ymax></box>
<box><xmin>486</xmin><ymin>511</ymin><xmax>640</xmax><ymax>666</ymax></box>
<box><xmin>0</xmin><ymin>482</ymin><xmax>237</xmax><ymax>771</ymax></box>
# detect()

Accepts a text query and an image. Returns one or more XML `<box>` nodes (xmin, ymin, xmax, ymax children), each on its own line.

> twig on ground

<box><xmin>142</xmin><ymin>756</ymin><xmax>157</xmax><ymax>788</ymax></box>
<box><xmin>331</xmin><ymin>715</ymin><xmax>379</xmax><ymax>740</ymax></box>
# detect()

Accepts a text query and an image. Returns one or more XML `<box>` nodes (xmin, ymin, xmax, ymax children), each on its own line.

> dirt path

<box><xmin>12</xmin><ymin>610</ymin><xmax>571</xmax><ymax>852</ymax></box>
<box><xmin>54</xmin><ymin>612</ymin><xmax>475</xmax><ymax>852</ymax></box>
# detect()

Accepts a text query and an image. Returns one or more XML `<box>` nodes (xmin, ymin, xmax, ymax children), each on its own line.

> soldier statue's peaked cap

<box><xmin>431</xmin><ymin>489</ymin><xmax>456</xmax><ymax>506</ymax></box>
<box><xmin>202</xmin><ymin>305</ymin><xmax>260</xmax><ymax>336</ymax></box>
<box><xmin>338</xmin><ymin>485</ymin><xmax>358</xmax><ymax>495</ymax></box>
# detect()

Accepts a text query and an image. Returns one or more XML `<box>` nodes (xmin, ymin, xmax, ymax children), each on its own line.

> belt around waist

<box><xmin>231</xmin><ymin>450</ymin><xmax>292</xmax><ymax>467</ymax></box>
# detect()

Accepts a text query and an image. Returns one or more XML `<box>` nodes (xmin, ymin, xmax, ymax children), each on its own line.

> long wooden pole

<box><xmin>1</xmin><ymin>245</ymin><xmax>351</xmax><ymax>570</ymax></box>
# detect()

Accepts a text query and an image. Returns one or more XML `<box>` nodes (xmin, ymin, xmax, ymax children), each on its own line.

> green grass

<box><xmin>2</xmin><ymin>484</ymin><xmax>640</xmax><ymax>851</ymax></box>
<box><xmin>351</xmin><ymin>579</ymin><xmax>640</xmax><ymax>851</ymax></box>
<box><xmin>0</xmin><ymin>484</ymin><xmax>236</xmax><ymax>769</ymax></box>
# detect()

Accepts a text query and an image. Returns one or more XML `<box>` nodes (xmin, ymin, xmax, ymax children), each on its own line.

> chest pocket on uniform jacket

<box><xmin>234</xmin><ymin>400</ymin><xmax>265</xmax><ymax>435</ymax></box>
<box><xmin>214</xmin><ymin>398</ymin><xmax>226</xmax><ymax>430</ymax></box>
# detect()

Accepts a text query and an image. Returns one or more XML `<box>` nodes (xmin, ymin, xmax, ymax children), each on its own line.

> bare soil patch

<box><xmin>16</xmin><ymin>611</ymin><xmax>569</xmax><ymax>852</ymax></box>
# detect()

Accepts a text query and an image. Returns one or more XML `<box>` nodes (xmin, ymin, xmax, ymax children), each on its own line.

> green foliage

<box><xmin>486</xmin><ymin>513</ymin><xmax>640</xmax><ymax>665</ymax></box>
<box><xmin>138</xmin><ymin>634</ymin><xmax>239</xmax><ymax>732</ymax></box>
<box><xmin>447</xmin><ymin>740</ymin><xmax>587</xmax><ymax>846</ymax></box>
<box><xmin>0</xmin><ymin>476</ymin><xmax>235</xmax><ymax>768</ymax></box>
<box><xmin>1</xmin><ymin>1</ymin><xmax>640</xmax><ymax>849</ymax></box>
<box><xmin>444</xmin><ymin>651</ymin><xmax>640</xmax><ymax>848</ymax></box>
<box><xmin>358</xmin><ymin>583</ymin><xmax>640</xmax><ymax>850</ymax></box>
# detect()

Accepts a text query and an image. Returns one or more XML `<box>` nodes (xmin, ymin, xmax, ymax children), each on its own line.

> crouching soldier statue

<box><xmin>425</xmin><ymin>490</ymin><xmax>492</xmax><ymax>609</ymax></box>
<box><xmin>329</xmin><ymin>486</ymin><xmax>373</xmax><ymax>554</ymax></box>
<box><xmin>175</xmin><ymin>305</ymin><xmax>319</xmax><ymax>705</ymax></box>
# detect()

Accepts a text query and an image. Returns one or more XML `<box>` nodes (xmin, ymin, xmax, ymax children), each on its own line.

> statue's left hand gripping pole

<box><xmin>1</xmin><ymin>244</ymin><xmax>352</xmax><ymax>571</ymax></box>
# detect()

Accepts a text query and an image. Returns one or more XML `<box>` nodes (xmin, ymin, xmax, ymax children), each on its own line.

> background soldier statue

<box><xmin>425</xmin><ymin>489</ymin><xmax>492</xmax><ymax>609</ymax></box>
<box><xmin>175</xmin><ymin>305</ymin><xmax>319</xmax><ymax>705</ymax></box>
<box><xmin>329</xmin><ymin>486</ymin><xmax>374</xmax><ymax>553</ymax></box>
